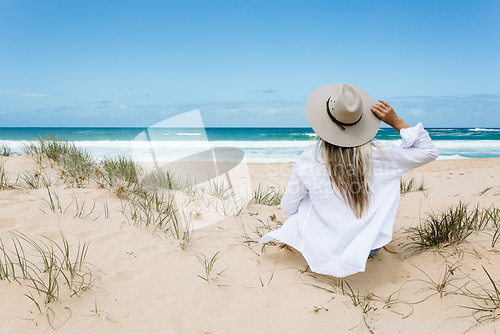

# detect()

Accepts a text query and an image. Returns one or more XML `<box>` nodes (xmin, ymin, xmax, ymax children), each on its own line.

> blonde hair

<box><xmin>319</xmin><ymin>140</ymin><xmax>373</xmax><ymax>218</ymax></box>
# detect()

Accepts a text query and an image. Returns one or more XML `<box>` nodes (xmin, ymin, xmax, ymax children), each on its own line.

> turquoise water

<box><xmin>1</xmin><ymin>127</ymin><xmax>500</xmax><ymax>162</ymax></box>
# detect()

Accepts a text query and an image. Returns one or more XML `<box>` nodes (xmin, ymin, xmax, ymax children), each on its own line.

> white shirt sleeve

<box><xmin>385</xmin><ymin>122</ymin><xmax>439</xmax><ymax>172</ymax></box>
<box><xmin>280</xmin><ymin>163</ymin><xmax>308</xmax><ymax>215</ymax></box>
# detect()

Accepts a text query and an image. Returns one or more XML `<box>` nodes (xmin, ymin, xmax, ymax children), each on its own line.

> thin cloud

<box><xmin>23</xmin><ymin>93</ymin><xmax>48</xmax><ymax>97</ymax></box>
<box><xmin>0</xmin><ymin>91</ymin><xmax>47</xmax><ymax>97</ymax></box>
<box><xmin>34</xmin><ymin>104</ymin><xmax>79</xmax><ymax>113</ymax></box>
<box><xmin>248</xmin><ymin>89</ymin><xmax>277</xmax><ymax>94</ymax></box>
<box><xmin>92</xmin><ymin>100</ymin><xmax>111</xmax><ymax>104</ymax></box>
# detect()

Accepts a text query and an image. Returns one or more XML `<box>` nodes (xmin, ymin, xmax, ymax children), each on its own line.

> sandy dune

<box><xmin>1</xmin><ymin>156</ymin><xmax>500</xmax><ymax>333</ymax></box>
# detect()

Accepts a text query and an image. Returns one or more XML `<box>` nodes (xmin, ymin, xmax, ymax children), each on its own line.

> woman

<box><xmin>259</xmin><ymin>83</ymin><xmax>439</xmax><ymax>277</ymax></box>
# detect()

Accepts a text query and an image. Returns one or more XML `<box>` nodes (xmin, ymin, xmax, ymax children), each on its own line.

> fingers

<box><xmin>370</xmin><ymin>105</ymin><xmax>384</xmax><ymax>120</ymax></box>
<box><xmin>370</xmin><ymin>103</ymin><xmax>387</xmax><ymax>112</ymax></box>
<box><xmin>370</xmin><ymin>107</ymin><xmax>382</xmax><ymax>120</ymax></box>
<box><xmin>371</xmin><ymin>100</ymin><xmax>392</xmax><ymax>114</ymax></box>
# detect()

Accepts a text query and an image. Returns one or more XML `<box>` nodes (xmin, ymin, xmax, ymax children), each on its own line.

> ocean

<box><xmin>1</xmin><ymin>127</ymin><xmax>500</xmax><ymax>163</ymax></box>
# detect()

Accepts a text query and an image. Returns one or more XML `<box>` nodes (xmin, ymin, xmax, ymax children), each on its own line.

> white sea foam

<box><xmin>177</xmin><ymin>133</ymin><xmax>203</xmax><ymax>136</ymax></box>
<box><xmin>470</xmin><ymin>128</ymin><xmax>499</xmax><ymax>132</ymax></box>
<box><xmin>434</xmin><ymin>140</ymin><xmax>500</xmax><ymax>148</ymax></box>
<box><xmin>5</xmin><ymin>138</ymin><xmax>499</xmax><ymax>151</ymax></box>
<box><xmin>3</xmin><ymin>139</ymin><xmax>500</xmax><ymax>163</ymax></box>
<box><xmin>377</xmin><ymin>139</ymin><xmax>500</xmax><ymax>149</ymax></box>
<box><xmin>3</xmin><ymin>139</ymin><xmax>314</xmax><ymax>149</ymax></box>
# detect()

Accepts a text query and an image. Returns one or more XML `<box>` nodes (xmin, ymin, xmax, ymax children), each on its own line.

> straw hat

<box><xmin>306</xmin><ymin>83</ymin><xmax>380</xmax><ymax>147</ymax></box>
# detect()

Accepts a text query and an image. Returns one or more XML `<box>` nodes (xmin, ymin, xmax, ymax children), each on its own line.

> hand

<box><xmin>370</xmin><ymin>100</ymin><xmax>410</xmax><ymax>133</ymax></box>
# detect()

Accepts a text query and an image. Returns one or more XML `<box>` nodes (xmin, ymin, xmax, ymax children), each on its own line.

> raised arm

<box><xmin>371</xmin><ymin>100</ymin><xmax>439</xmax><ymax>171</ymax></box>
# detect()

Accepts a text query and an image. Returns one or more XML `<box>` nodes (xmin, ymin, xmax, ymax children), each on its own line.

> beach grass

<box><xmin>140</xmin><ymin>168</ymin><xmax>186</xmax><ymax>192</ymax></box>
<box><xmin>459</xmin><ymin>266</ymin><xmax>500</xmax><ymax>324</ymax></box>
<box><xmin>411</xmin><ymin>262</ymin><xmax>461</xmax><ymax>298</ymax></box>
<box><xmin>125</xmin><ymin>189</ymin><xmax>179</xmax><ymax>230</ymax></box>
<box><xmin>18</xmin><ymin>169</ymin><xmax>52</xmax><ymax>190</ymax></box>
<box><xmin>0</xmin><ymin>231</ymin><xmax>92</xmax><ymax>311</ymax></box>
<box><xmin>12</xmin><ymin>137</ymin><xmax>200</xmax><ymax>247</ymax></box>
<box><xmin>400</xmin><ymin>177</ymin><xmax>426</xmax><ymax>195</ymax></box>
<box><xmin>0</xmin><ymin>160</ymin><xmax>9</xmax><ymax>190</ymax></box>
<box><xmin>71</xmin><ymin>194</ymin><xmax>97</xmax><ymax>219</ymax></box>
<box><xmin>0</xmin><ymin>142</ymin><xmax>14</xmax><ymax>157</ymax></box>
<box><xmin>59</xmin><ymin>145</ymin><xmax>96</xmax><ymax>188</ymax></box>
<box><xmin>250</xmin><ymin>184</ymin><xmax>283</xmax><ymax>206</ymax></box>
<box><xmin>405</xmin><ymin>201</ymin><xmax>492</xmax><ymax>251</ymax></box>
<box><xmin>206</xmin><ymin>179</ymin><xmax>234</xmax><ymax>201</ymax></box>
<box><xmin>39</xmin><ymin>135</ymin><xmax>73</xmax><ymax>164</ymax></box>
<box><xmin>101</xmin><ymin>155</ymin><xmax>139</xmax><ymax>190</ymax></box>
<box><xmin>40</xmin><ymin>184</ymin><xmax>64</xmax><ymax>213</ymax></box>
<box><xmin>340</xmin><ymin>280</ymin><xmax>373</xmax><ymax>314</ymax></box>
<box><xmin>99</xmin><ymin>195</ymin><xmax>110</xmax><ymax>219</ymax></box>
<box><xmin>21</xmin><ymin>136</ymin><xmax>96</xmax><ymax>188</ymax></box>
<box><xmin>195</xmin><ymin>251</ymin><xmax>226</xmax><ymax>283</ymax></box>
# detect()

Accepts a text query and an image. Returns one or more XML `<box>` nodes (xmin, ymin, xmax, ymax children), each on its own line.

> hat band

<box><xmin>326</xmin><ymin>98</ymin><xmax>363</xmax><ymax>131</ymax></box>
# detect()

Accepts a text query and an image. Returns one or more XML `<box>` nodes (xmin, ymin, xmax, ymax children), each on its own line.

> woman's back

<box><xmin>261</xmin><ymin>123</ymin><xmax>438</xmax><ymax>277</ymax></box>
<box><xmin>259</xmin><ymin>83</ymin><xmax>439</xmax><ymax>277</ymax></box>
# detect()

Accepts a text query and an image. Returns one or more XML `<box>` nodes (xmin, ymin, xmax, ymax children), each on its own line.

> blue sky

<box><xmin>0</xmin><ymin>0</ymin><xmax>498</xmax><ymax>127</ymax></box>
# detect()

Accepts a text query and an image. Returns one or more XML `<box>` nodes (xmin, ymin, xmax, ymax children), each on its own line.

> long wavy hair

<box><xmin>319</xmin><ymin>139</ymin><xmax>373</xmax><ymax>218</ymax></box>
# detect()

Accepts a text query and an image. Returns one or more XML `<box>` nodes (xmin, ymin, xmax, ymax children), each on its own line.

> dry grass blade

<box><xmin>477</xmin><ymin>186</ymin><xmax>494</xmax><ymax>196</ymax></box>
<box><xmin>410</xmin><ymin>262</ymin><xmax>463</xmax><ymax>298</ymax></box>
<box><xmin>458</xmin><ymin>266</ymin><xmax>500</xmax><ymax>324</ymax></box>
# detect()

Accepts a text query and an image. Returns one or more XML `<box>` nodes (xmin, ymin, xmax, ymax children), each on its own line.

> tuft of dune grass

<box><xmin>405</xmin><ymin>201</ymin><xmax>497</xmax><ymax>252</ymax></box>
<box><xmin>250</xmin><ymin>184</ymin><xmax>283</xmax><ymax>206</ymax></box>
<box><xmin>0</xmin><ymin>142</ymin><xmax>14</xmax><ymax>157</ymax></box>
<box><xmin>400</xmin><ymin>176</ymin><xmax>426</xmax><ymax>195</ymax></box>
<box><xmin>0</xmin><ymin>231</ymin><xmax>92</xmax><ymax>312</ymax></box>
<box><xmin>22</xmin><ymin>136</ymin><xmax>95</xmax><ymax>188</ymax></box>
<box><xmin>0</xmin><ymin>160</ymin><xmax>9</xmax><ymax>190</ymax></box>
<box><xmin>99</xmin><ymin>155</ymin><xmax>140</xmax><ymax>197</ymax></box>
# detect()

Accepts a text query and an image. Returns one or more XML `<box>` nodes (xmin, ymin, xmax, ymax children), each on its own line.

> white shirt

<box><xmin>259</xmin><ymin>123</ymin><xmax>439</xmax><ymax>277</ymax></box>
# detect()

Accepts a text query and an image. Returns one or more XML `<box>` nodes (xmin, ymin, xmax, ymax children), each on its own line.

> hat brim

<box><xmin>306</xmin><ymin>84</ymin><xmax>381</xmax><ymax>147</ymax></box>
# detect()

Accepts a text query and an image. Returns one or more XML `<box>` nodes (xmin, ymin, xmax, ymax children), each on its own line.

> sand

<box><xmin>1</xmin><ymin>155</ymin><xmax>500</xmax><ymax>333</ymax></box>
